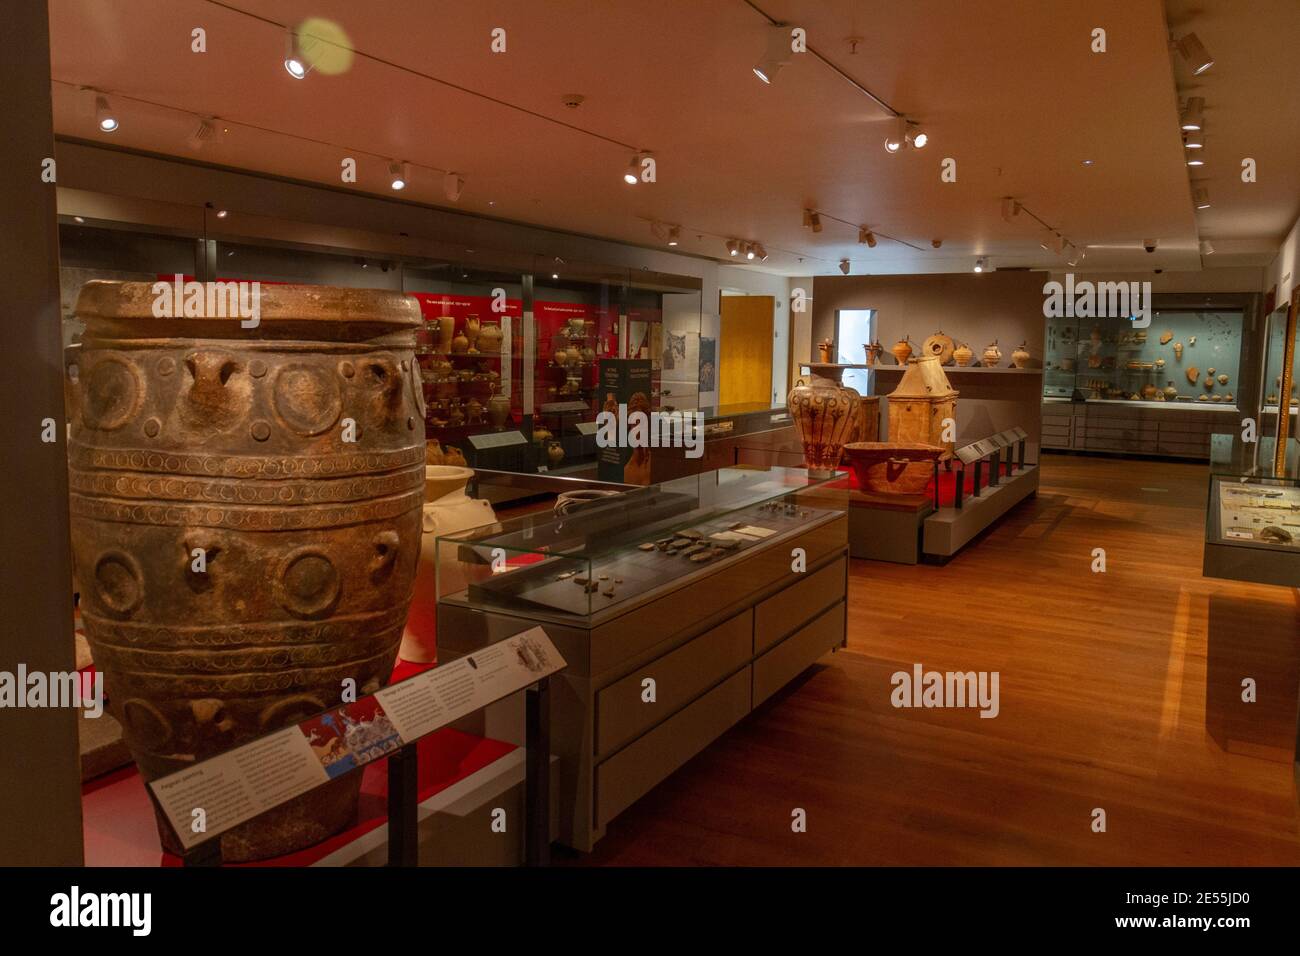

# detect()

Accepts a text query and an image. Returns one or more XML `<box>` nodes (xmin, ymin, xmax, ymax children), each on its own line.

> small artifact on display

<box><xmin>863</xmin><ymin>340</ymin><xmax>884</xmax><ymax>367</ymax></box>
<box><xmin>843</xmin><ymin>442</ymin><xmax>944</xmax><ymax>495</ymax></box>
<box><xmin>953</xmin><ymin>342</ymin><xmax>974</xmax><ymax>367</ymax></box>
<box><xmin>68</xmin><ymin>281</ymin><xmax>426</xmax><ymax>861</ymax></box>
<box><xmin>818</xmin><ymin>338</ymin><xmax>835</xmax><ymax>363</ymax></box>
<box><xmin>1011</xmin><ymin>342</ymin><xmax>1031</xmax><ymax>369</ymax></box>
<box><xmin>982</xmin><ymin>340</ymin><xmax>1002</xmax><ymax>368</ymax></box>
<box><xmin>922</xmin><ymin>331</ymin><xmax>955</xmax><ymax>366</ymax></box>
<box><xmin>891</xmin><ymin>336</ymin><xmax>914</xmax><ymax>365</ymax></box>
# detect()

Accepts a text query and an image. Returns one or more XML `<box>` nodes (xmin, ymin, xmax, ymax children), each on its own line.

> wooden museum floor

<box><xmin>566</xmin><ymin>453</ymin><xmax>1300</xmax><ymax>866</ymax></box>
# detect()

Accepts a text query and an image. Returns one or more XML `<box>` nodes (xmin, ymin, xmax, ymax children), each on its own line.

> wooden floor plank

<box><xmin>565</xmin><ymin>454</ymin><xmax>1300</xmax><ymax>866</ymax></box>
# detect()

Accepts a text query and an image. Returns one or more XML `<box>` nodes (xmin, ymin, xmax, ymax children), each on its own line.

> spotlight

<box><xmin>1001</xmin><ymin>197</ymin><xmax>1020</xmax><ymax>222</ymax></box>
<box><xmin>1184</xmin><ymin>128</ymin><xmax>1204</xmax><ymax>149</ymax></box>
<box><xmin>1193</xmin><ymin>187</ymin><xmax>1210</xmax><ymax>209</ymax></box>
<box><xmin>1200</xmin><ymin>239</ymin><xmax>1215</xmax><ymax>256</ymax></box>
<box><xmin>215</xmin><ymin>209</ymin><xmax>228</xmax><ymax>219</ymax></box>
<box><xmin>906</xmin><ymin>123</ymin><xmax>928</xmax><ymax>149</ymax></box>
<box><xmin>858</xmin><ymin>227</ymin><xmax>876</xmax><ymax>247</ymax></box>
<box><xmin>754</xmin><ymin>243</ymin><xmax>768</xmax><ymax>262</ymax></box>
<box><xmin>1180</xmin><ymin>96</ymin><xmax>1204</xmax><ymax>131</ymax></box>
<box><xmin>753</xmin><ymin>26</ymin><xmax>793</xmax><ymax>84</ymax></box>
<box><xmin>725</xmin><ymin>239</ymin><xmax>740</xmax><ymax>257</ymax></box>
<box><xmin>443</xmin><ymin>171</ymin><xmax>464</xmax><ymax>201</ymax></box>
<box><xmin>284</xmin><ymin>30</ymin><xmax>315</xmax><ymax>79</ymax></box>
<box><xmin>1067</xmin><ymin>246</ymin><xmax>1084</xmax><ymax>267</ymax></box>
<box><xmin>552</xmin><ymin>272</ymin><xmax>560</xmax><ymax>279</ymax></box>
<box><xmin>973</xmin><ymin>257</ymin><xmax>987</xmax><ymax>273</ymax></box>
<box><xmin>809</xmin><ymin>212</ymin><xmax>822</xmax><ymax>234</ymax></box>
<box><xmin>94</xmin><ymin>95</ymin><xmax>118</xmax><ymax>132</ymax></box>
<box><xmin>1186</xmin><ymin>157</ymin><xmax>1205</xmax><ymax>167</ymax></box>
<box><xmin>1176</xmin><ymin>32</ymin><xmax>1214</xmax><ymax>75</ymax></box>
<box><xmin>623</xmin><ymin>154</ymin><xmax>642</xmax><ymax>185</ymax></box>
<box><xmin>802</xmin><ymin>209</ymin><xmax>814</xmax><ymax>229</ymax></box>
<box><xmin>189</xmin><ymin>117</ymin><xmax>215</xmax><ymax>150</ymax></box>
<box><xmin>73</xmin><ymin>216</ymin><xmax>85</xmax><ymax>223</ymax></box>
<box><xmin>667</xmin><ymin>225</ymin><xmax>680</xmax><ymax>247</ymax></box>
<box><xmin>884</xmin><ymin>116</ymin><xmax>906</xmax><ymax>154</ymax></box>
<box><xmin>931</xmin><ymin>239</ymin><xmax>943</xmax><ymax>249</ymax></box>
<box><xmin>838</xmin><ymin>259</ymin><xmax>851</xmax><ymax>275</ymax></box>
<box><xmin>388</xmin><ymin>161</ymin><xmax>407</xmax><ymax>191</ymax></box>
<box><xmin>745</xmin><ymin>243</ymin><xmax>756</xmax><ymax>260</ymax></box>
<box><xmin>1049</xmin><ymin>235</ymin><xmax>1067</xmax><ymax>255</ymax></box>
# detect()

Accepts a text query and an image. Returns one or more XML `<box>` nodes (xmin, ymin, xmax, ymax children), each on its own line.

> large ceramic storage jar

<box><xmin>67</xmin><ymin>280</ymin><xmax>426</xmax><ymax>861</ymax></box>
<box><xmin>788</xmin><ymin>372</ymin><xmax>857</xmax><ymax>479</ymax></box>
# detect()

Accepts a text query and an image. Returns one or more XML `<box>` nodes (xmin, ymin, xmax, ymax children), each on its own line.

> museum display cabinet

<box><xmin>1040</xmin><ymin>298</ymin><xmax>1260</xmax><ymax>459</ymax></box>
<box><xmin>434</xmin><ymin>466</ymin><xmax>849</xmax><ymax>850</ymax></box>
<box><xmin>1204</xmin><ymin>468</ymin><xmax>1300</xmax><ymax>588</ymax></box>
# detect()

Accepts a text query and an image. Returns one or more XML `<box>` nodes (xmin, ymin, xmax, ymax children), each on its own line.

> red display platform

<box><xmin>82</xmin><ymin>657</ymin><xmax>517</xmax><ymax>867</ymax></box>
<box><xmin>831</xmin><ymin>459</ymin><xmax>1014</xmax><ymax>508</ymax></box>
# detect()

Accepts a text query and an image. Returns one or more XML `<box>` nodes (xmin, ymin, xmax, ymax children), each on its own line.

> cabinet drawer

<box><xmin>594</xmin><ymin>610</ymin><xmax>752</xmax><ymax>758</ymax></box>
<box><xmin>753</xmin><ymin>601</ymin><xmax>845</xmax><ymax>707</ymax></box>
<box><xmin>754</xmin><ymin>555</ymin><xmax>846</xmax><ymax>654</ymax></box>
<box><xmin>595</xmin><ymin>667</ymin><xmax>751</xmax><ymax>828</ymax></box>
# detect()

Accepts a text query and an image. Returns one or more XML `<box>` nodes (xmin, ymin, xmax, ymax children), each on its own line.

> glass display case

<box><xmin>1204</xmin><ymin>461</ymin><xmax>1300</xmax><ymax>587</ymax></box>
<box><xmin>1044</xmin><ymin>306</ymin><xmax>1244</xmax><ymax>407</ymax></box>
<box><xmin>1258</xmin><ymin>301</ymin><xmax>1299</xmax><ymax>476</ymax></box>
<box><xmin>435</xmin><ymin>466</ymin><xmax>845</xmax><ymax>622</ymax></box>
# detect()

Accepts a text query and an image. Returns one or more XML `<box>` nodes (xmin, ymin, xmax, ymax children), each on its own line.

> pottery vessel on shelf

<box><xmin>982</xmin><ymin>340</ymin><xmax>1003</xmax><ymax>368</ymax></box>
<box><xmin>864</xmin><ymin>341</ymin><xmax>884</xmax><ymax>367</ymax></box>
<box><xmin>1011</xmin><ymin>342</ymin><xmax>1030</xmax><ymax>369</ymax></box>
<box><xmin>1163</xmin><ymin>381</ymin><xmax>1179</xmax><ymax>401</ymax></box>
<box><xmin>891</xmin><ymin>336</ymin><xmax>913</xmax><ymax>365</ymax></box>
<box><xmin>477</xmin><ymin>322</ymin><xmax>503</xmax><ymax>353</ymax></box>
<box><xmin>953</xmin><ymin>343</ymin><xmax>974</xmax><ymax>367</ymax></box>
<box><xmin>436</xmin><ymin>316</ymin><xmax>455</xmax><ymax>352</ymax></box>
<box><xmin>922</xmin><ymin>331</ymin><xmax>955</xmax><ymax>366</ymax></box>
<box><xmin>843</xmin><ymin>442</ymin><xmax>944</xmax><ymax>496</ymax></box>
<box><xmin>787</xmin><ymin>371</ymin><xmax>858</xmax><ymax>479</ymax></box>
<box><xmin>818</xmin><ymin>339</ymin><xmax>835</xmax><ymax>363</ymax></box>
<box><xmin>400</xmin><ymin>464</ymin><xmax>497</xmax><ymax>665</ymax></box>
<box><xmin>553</xmin><ymin>347</ymin><xmax>569</xmax><ymax>366</ymax></box>
<box><xmin>451</xmin><ymin>329</ymin><xmax>469</xmax><ymax>354</ymax></box>
<box><xmin>546</xmin><ymin>440</ymin><xmax>565</xmax><ymax>466</ymax></box>
<box><xmin>488</xmin><ymin>391</ymin><xmax>511</xmax><ymax>429</ymax></box>
<box><xmin>465</xmin><ymin>397</ymin><xmax>484</xmax><ymax>424</ymax></box>
<box><xmin>464</xmin><ymin>315</ymin><xmax>480</xmax><ymax>348</ymax></box>
<box><xmin>68</xmin><ymin>280</ymin><xmax>425</xmax><ymax>862</ymax></box>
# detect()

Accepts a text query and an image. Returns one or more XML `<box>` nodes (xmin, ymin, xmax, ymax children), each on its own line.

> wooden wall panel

<box><xmin>720</xmin><ymin>295</ymin><xmax>774</xmax><ymax>409</ymax></box>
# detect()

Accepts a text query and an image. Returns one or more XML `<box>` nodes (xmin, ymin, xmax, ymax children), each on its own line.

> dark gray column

<box><xmin>0</xmin><ymin>0</ymin><xmax>85</xmax><ymax>864</ymax></box>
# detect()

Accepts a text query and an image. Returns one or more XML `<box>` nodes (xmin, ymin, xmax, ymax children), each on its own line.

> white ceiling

<box><xmin>47</xmin><ymin>0</ymin><xmax>1300</xmax><ymax>276</ymax></box>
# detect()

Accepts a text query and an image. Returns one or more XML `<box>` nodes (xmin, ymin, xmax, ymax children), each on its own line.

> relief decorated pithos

<box><xmin>68</xmin><ymin>281</ymin><xmax>425</xmax><ymax>862</ymax></box>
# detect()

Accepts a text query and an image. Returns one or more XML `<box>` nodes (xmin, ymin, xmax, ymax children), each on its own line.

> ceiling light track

<box><xmin>740</xmin><ymin>0</ymin><xmax>900</xmax><ymax>117</ymax></box>
<box><xmin>1003</xmin><ymin>197</ymin><xmax>1083</xmax><ymax>265</ymax></box>
<box><xmin>805</xmin><ymin>208</ymin><xmax>926</xmax><ymax>251</ymax></box>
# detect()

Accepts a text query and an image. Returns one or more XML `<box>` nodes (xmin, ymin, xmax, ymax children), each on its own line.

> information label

<box><xmin>150</xmin><ymin>627</ymin><xmax>565</xmax><ymax>850</ymax></box>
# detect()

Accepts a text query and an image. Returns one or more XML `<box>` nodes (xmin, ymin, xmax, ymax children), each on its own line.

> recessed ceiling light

<box><xmin>1081</xmin><ymin>159</ymin><xmax>1095</xmax><ymax>166</ymax></box>
<box><xmin>1187</xmin><ymin>157</ymin><xmax>1205</xmax><ymax>167</ymax></box>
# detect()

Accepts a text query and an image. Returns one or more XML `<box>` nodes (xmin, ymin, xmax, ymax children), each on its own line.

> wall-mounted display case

<box><xmin>1044</xmin><ymin>307</ymin><xmax>1244</xmax><ymax>407</ymax></box>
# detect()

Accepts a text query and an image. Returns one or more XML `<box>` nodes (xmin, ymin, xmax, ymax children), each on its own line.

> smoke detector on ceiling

<box><xmin>561</xmin><ymin>93</ymin><xmax>585</xmax><ymax>109</ymax></box>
